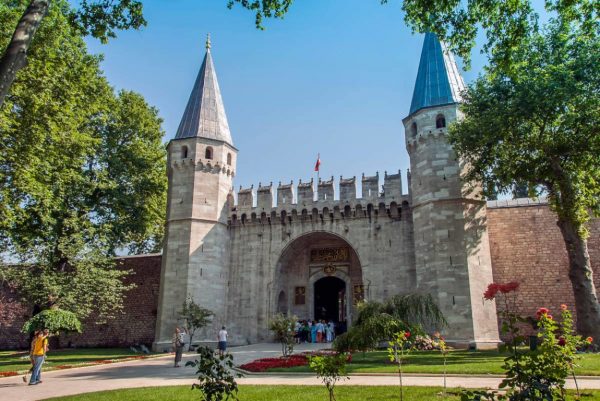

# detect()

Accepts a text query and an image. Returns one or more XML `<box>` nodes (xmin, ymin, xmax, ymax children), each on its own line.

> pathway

<box><xmin>1</xmin><ymin>343</ymin><xmax>599</xmax><ymax>401</ymax></box>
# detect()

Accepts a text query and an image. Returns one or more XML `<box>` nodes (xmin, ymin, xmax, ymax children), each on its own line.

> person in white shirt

<box><xmin>217</xmin><ymin>326</ymin><xmax>228</xmax><ymax>356</ymax></box>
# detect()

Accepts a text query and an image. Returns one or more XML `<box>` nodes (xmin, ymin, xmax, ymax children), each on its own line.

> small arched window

<box><xmin>181</xmin><ymin>146</ymin><xmax>188</xmax><ymax>159</ymax></box>
<box><xmin>227</xmin><ymin>153</ymin><xmax>232</xmax><ymax>165</ymax></box>
<box><xmin>205</xmin><ymin>147</ymin><xmax>213</xmax><ymax>160</ymax></box>
<box><xmin>411</xmin><ymin>122</ymin><xmax>418</xmax><ymax>138</ymax></box>
<box><xmin>436</xmin><ymin>114</ymin><xmax>446</xmax><ymax>129</ymax></box>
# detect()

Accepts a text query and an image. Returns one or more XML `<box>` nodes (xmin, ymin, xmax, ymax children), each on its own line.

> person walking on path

<box><xmin>29</xmin><ymin>330</ymin><xmax>48</xmax><ymax>385</ymax></box>
<box><xmin>172</xmin><ymin>326</ymin><xmax>187</xmax><ymax>367</ymax></box>
<box><xmin>218</xmin><ymin>326</ymin><xmax>228</xmax><ymax>356</ymax></box>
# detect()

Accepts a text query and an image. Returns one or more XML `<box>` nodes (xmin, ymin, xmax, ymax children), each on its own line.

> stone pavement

<box><xmin>1</xmin><ymin>343</ymin><xmax>599</xmax><ymax>401</ymax></box>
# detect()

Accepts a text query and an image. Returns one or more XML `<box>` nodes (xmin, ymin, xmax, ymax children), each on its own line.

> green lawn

<box><xmin>42</xmin><ymin>385</ymin><xmax>600</xmax><ymax>401</ymax></box>
<box><xmin>266</xmin><ymin>350</ymin><xmax>600</xmax><ymax>376</ymax></box>
<box><xmin>0</xmin><ymin>348</ymin><xmax>154</xmax><ymax>373</ymax></box>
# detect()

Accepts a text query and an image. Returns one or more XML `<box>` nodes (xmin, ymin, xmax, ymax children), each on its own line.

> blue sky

<box><xmin>86</xmin><ymin>0</ymin><xmax>489</xmax><ymax>197</ymax></box>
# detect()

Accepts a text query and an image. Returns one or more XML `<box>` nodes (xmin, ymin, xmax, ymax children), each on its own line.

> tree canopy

<box><xmin>0</xmin><ymin>0</ymin><xmax>167</xmax><ymax>323</ymax></box>
<box><xmin>227</xmin><ymin>0</ymin><xmax>597</xmax><ymax>69</ymax></box>
<box><xmin>448</xmin><ymin>16</ymin><xmax>600</xmax><ymax>336</ymax></box>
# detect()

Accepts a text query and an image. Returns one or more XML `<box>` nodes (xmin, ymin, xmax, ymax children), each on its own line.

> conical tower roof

<box><xmin>175</xmin><ymin>36</ymin><xmax>233</xmax><ymax>145</ymax></box>
<box><xmin>409</xmin><ymin>32</ymin><xmax>466</xmax><ymax>115</ymax></box>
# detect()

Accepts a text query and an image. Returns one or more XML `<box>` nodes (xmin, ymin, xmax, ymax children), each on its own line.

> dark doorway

<box><xmin>314</xmin><ymin>277</ymin><xmax>346</xmax><ymax>323</ymax></box>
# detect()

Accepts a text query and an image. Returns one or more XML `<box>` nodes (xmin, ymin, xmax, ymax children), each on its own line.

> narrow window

<box><xmin>436</xmin><ymin>114</ymin><xmax>446</xmax><ymax>129</ymax></box>
<box><xmin>227</xmin><ymin>152</ymin><xmax>232</xmax><ymax>165</ymax></box>
<box><xmin>205</xmin><ymin>146</ymin><xmax>213</xmax><ymax>160</ymax></box>
<box><xmin>411</xmin><ymin>122</ymin><xmax>418</xmax><ymax>137</ymax></box>
<box><xmin>181</xmin><ymin>146</ymin><xmax>188</xmax><ymax>159</ymax></box>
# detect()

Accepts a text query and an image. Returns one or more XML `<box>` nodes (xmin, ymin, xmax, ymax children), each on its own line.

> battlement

<box><xmin>229</xmin><ymin>170</ymin><xmax>411</xmax><ymax>226</ymax></box>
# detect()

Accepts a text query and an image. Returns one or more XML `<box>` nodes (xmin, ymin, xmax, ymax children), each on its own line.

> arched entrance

<box><xmin>314</xmin><ymin>276</ymin><xmax>346</xmax><ymax>322</ymax></box>
<box><xmin>273</xmin><ymin>231</ymin><xmax>363</xmax><ymax>327</ymax></box>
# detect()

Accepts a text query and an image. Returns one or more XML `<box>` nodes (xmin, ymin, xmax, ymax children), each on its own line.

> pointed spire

<box><xmin>175</xmin><ymin>35</ymin><xmax>233</xmax><ymax>145</ymax></box>
<box><xmin>409</xmin><ymin>32</ymin><xmax>466</xmax><ymax>115</ymax></box>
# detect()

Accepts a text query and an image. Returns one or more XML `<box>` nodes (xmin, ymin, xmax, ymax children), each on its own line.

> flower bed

<box><xmin>239</xmin><ymin>354</ymin><xmax>308</xmax><ymax>372</ymax></box>
<box><xmin>0</xmin><ymin>371</ymin><xmax>18</xmax><ymax>377</ymax></box>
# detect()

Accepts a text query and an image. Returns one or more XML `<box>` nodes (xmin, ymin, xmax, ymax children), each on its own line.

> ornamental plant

<box><xmin>186</xmin><ymin>346</ymin><xmax>241</xmax><ymax>401</ymax></box>
<box><xmin>308</xmin><ymin>352</ymin><xmax>349</xmax><ymax>401</ymax></box>
<box><xmin>269</xmin><ymin>313</ymin><xmax>297</xmax><ymax>357</ymax></box>
<box><xmin>462</xmin><ymin>282</ymin><xmax>592</xmax><ymax>401</ymax></box>
<box><xmin>434</xmin><ymin>331</ymin><xmax>449</xmax><ymax>398</ymax></box>
<box><xmin>387</xmin><ymin>330</ymin><xmax>412</xmax><ymax>401</ymax></box>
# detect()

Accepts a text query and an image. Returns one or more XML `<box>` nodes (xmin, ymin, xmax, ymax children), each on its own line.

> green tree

<box><xmin>181</xmin><ymin>296</ymin><xmax>214</xmax><ymax>347</ymax></box>
<box><xmin>448</xmin><ymin>17</ymin><xmax>600</xmax><ymax>337</ymax></box>
<box><xmin>0</xmin><ymin>0</ymin><xmax>145</xmax><ymax>108</ymax></box>
<box><xmin>0</xmin><ymin>1</ymin><xmax>167</xmax><ymax>325</ymax></box>
<box><xmin>308</xmin><ymin>353</ymin><xmax>349</xmax><ymax>401</ymax></box>
<box><xmin>227</xmin><ymin>0</ymin><xmax>597</xmax><ymax>70</ymax></box>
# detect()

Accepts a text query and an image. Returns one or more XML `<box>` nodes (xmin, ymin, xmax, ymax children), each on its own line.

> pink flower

<box><xmin>560</xmin><ymin>304</ymin><xmax>568</xmax><ymax>310</ymax></box>
<box><xmin>536</xmin><ymin>307</ymin><xmax>550</xmax><ymax>319</ymax></box>
<box><xmin>587</xmin><ymin>336</ymin><xmax>594</xmax><ymax>344</ymax></box>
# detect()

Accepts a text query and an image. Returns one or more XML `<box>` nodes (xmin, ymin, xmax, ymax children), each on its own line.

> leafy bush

<box><xmin>186</xmin><ymin>346</ymin><xmax>241</xmax><ymax>401</ymax></box>
<box><xmin>269</xmin><ymin>313</ymin><xmax>296</xmax><ymax>357</ymax></box>
<box><xmin>180</xmin><ymin>296</ymin><xmax>213</xmax><ymax>346</ymax></box>
<box><xmin>22</xmin><ymin>308</ymin><xmax>82</xmax><ymax>334</ymax></box>
<box><xmin>333</xmin><ymin>294</ymin><xmax>446</xmax><ymax>353</ymax></box>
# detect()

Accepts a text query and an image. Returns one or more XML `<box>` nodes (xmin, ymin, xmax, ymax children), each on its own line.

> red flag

<box><xmin>314</xmin><ymin>154</ymin><xmax>321</xmax><ymax>172</ymax></box>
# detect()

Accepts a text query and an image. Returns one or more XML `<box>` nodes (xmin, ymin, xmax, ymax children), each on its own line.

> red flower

<box><xmin>405</xmin><ymin>331</ymin><xmax>411</xmax><ymax>338</ymax></box>
<box><xmin>558</xmin><ymin>337</ymin><xmax>566</xmax><ymax>346</ymax></box>
<box><xmin>239</xmin><ymin>355</ymin><xmax>308</xmax><ymax>372</ymax></box>
<box><xmin>484</xmin><ymin>283</ymin><xmax>501</xmax><ymax>300</ymax></box>
<box><xmin>499</xmin><ymin>282</ymin><xmax>520</xmax><ymax>293</ymax></box>
<box><xmin>587</xmin><ymin>336</ymin><xmax>594</xmax><ymax>343</ymax></box>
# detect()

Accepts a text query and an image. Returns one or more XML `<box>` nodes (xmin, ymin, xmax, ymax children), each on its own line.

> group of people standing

<box><xmin>294</xmin><ymin>320</ymin><xmax>336</xmax><ymax>343</ymax></box>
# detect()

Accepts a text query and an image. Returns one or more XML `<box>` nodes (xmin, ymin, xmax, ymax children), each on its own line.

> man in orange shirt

<box><xmin>29</xmin><ymin>330</ymin><xmax>48</xmax><ymax>385</ymax></box>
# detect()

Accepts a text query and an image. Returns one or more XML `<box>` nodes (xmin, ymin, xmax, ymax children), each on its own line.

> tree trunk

<box><xmin>0</xmin><ymin>0</ymin><xmax>49</xmax><ymax>109</ymax></box>
<box><xmin>557</xmin><ymin>217</ymin><xmax>600</xmax><ymax>338</ymax></box>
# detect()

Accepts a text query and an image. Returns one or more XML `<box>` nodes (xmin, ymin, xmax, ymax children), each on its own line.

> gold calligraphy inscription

<box><xmin>310</xmin><ymin>247</ymin><xmax>349</xmax><ymax>263</ymax></box>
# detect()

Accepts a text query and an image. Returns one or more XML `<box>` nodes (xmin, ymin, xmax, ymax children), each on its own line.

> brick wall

<box><xmin>0</xmin><ymin>254</ymin><xmax>162</xmax><ymax>350</ymax></box>
<box><xmin>487</xmin><ymin>203</ymin><xmax>600</xmax><ymax>338</ymax></box>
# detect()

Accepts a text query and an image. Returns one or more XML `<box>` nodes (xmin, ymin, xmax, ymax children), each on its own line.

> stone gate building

<box><xmin>152</xmin><ymin>33</ymin><xmax>501</xmax><ymax>351</ymax></box>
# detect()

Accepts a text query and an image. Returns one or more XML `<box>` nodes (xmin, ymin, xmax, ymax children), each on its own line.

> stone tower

<box><xmin>153</xmin><ymin>37</ymin><xmax>237</xmax><ymax>351</ymax></box>
<box><xmin>403</xmin><ymin>33</ymin><xmax>500</xmax><ymax>348</ymax></box>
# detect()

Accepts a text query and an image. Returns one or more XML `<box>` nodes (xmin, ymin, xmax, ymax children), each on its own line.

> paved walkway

<box><xmin>1</xmin><ymin>343</ymin><xmax>599</xmax><ymax>401</ymax></box>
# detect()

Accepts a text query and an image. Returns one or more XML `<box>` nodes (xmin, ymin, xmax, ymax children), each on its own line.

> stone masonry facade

<box><xmin>1</xmin><ymin>203</ymin><xmax>598</xmax><ymax>349</ymax></box>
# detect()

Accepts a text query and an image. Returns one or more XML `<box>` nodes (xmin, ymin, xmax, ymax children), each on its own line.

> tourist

<box><xmin>23</xmin><ymin>330</ymin><xmax>39</xmax><ymax>383</ymax></box>
<box><xmin>294</xmin><ymin>320</ymin><xmax>301</xmax><ymax>344</ymax></box>
<box><xmin>302</xmin><ymin>320</ymin><xmax>310</xmax><ymax>343</ymax></box>
<box><xmin>29</xmin><ymin>330</ymin><xmax>48</xmax><ymax>385</ymax></box>
<box><xmin>218</xmin><ymin>326</ymin><xmax>228</xmax><ymax>356</ymax></box>
<box><xmin>328</xmin><ymin>320</ymin><xmax>336</xmax><ymax>342</ymax></box>
<box><xmin>316</xmin><ymin>320</ymin><xmax>324</xmax><ymax>343</ymax></box>
<box><xmin>172</xmin><ymin>326</ymin><xmax>187</xmax><ymax>367</ymax></box>
<box><xmin>325</xmin><ymin>320</ymin><xmax>334</xmax><ymax>342</ymax></box>
<box><xmin>311</xmin><ymin>320</ymin><xmax>317</xmax><ymax>343</ymax></box>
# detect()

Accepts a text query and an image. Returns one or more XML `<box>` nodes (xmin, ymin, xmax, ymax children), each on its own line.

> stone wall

<box><xmin>0</xmin><ymin>254</ymin><xmax>161</xmax><ymax>350</ymax></box>
<box><xmin>487</xmin><ymin>200</ymin><xmax>600</xmax><ymax>337</ymax></box>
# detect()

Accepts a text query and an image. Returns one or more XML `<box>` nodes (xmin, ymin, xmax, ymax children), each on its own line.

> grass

<box><xmin>0</xmin><ymin>348</ymin><xmax>156</xmax><ymax>373</ymax></box>
<box><xmin>42</xmin><ymin>385</ymin><xmax>600</xmax><ymax>401</ymax></box>
<box><xmin>266</xmin><ymin>350</ymin><xmax>600</xmax><ymax>376</ymax></box>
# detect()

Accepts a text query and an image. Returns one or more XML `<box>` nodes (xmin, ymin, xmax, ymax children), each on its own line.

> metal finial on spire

<box><xmin>205</xmin><ymin>33</ymin><xmax>211</xmax><ymax>50</ymax></box>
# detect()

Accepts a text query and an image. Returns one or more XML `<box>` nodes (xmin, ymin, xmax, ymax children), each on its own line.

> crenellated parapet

<box><xmin>229</xmin><ymin>170</ymin><xmax>412</xmax><ymax>227</ymax></box>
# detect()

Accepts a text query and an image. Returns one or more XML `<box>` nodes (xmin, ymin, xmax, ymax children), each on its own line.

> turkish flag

<box><xmin>314</xmin><ymin>154</ymin><xmax>321</xmax><ymax>172</ymax></box>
